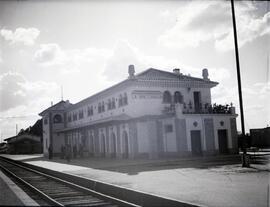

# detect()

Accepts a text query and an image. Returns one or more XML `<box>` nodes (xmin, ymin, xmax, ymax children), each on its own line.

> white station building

<box><xmin>39</xmin><ymin>65</ymin><xmax>238</xmax><ymax>159</ymax></box>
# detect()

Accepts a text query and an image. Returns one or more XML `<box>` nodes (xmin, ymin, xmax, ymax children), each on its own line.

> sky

<box><xmin>0</xmin><ymin>0</ymin><xmax>269</xmax><ymax>141</ymax></box>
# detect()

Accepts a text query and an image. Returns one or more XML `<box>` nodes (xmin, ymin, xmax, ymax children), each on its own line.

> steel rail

<box><xmin>0</xmin><ymin>163</ymin><xmax>63</xmax><ymax>206</ymax></box>
<box><xmin>0</xmin><ymin>157</ymin><xmax>139</xmax><ymax>207</ymax></box>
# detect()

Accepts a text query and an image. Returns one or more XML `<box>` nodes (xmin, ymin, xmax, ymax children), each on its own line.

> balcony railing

<box><xmin>162</xmin><ymin>103</ymin><xmax>235</xmax><ymax>115</ymax></box>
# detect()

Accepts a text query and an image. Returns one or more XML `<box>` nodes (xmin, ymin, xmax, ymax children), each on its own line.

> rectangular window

<box><xmin>98</xmin><ymin>104</ymin><xmax>101</xmax><ymax>113</ymax></box>
<box><xmin>68</xmin><ymin>115</ymin><xmax>72</xmax><ymax>122</ymax></box>
<box><xmin>79</xmin><ymin>110</ymin><xmax>84</xmax><ymax>119</ymax></box>
<box><xmin>88</xmin><ymin>106</ymin><xmax>93</xmax><ymax>116</ymax></box>
<box><xmin>73</xmin><ymin>113</ymin><xmax>77</xmax><ymax>121</ymax></box>
<box><xmin>44</xmin><ymin>118</ymin><xmax>48</xmax><ymax>125</ymax></box>
<box><xmin>164</xmin><ymin>124</ymin><xmax>173</xmax><ymax>133</ymax></box>
<box><xmin>111</xmin><ymin>100</ymin><xmax>116</xmax><ymax>109</ymax></box>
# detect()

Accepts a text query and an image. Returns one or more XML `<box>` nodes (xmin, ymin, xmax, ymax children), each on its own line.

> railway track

<box><xmin>0</xmin><ymin>157</ymin><xmax>139</xmax><ymax>207</ymax></box>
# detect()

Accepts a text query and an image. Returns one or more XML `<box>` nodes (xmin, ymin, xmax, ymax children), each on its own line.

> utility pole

<box><xmin>230</xmin><ymin>0</ymin><xmax>249</xmax><ymax>167</ymax></box>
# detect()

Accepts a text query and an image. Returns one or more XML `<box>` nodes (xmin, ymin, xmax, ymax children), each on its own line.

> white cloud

<box><xmin>34</xmin><ymin>43</ymin><xmax>112</xmax><ymax>73</ymax></box>
<box><xmin>103</xmin><ymin>39</ymin><xmax>189</xmax><ymax>82</ymax></box>
<box><xmin>212</xmin><ymin>81</ymin><xmax>270</xmax><ymax>130</ymax></box>
<box><xmin>158</xmin><ymin>1</ymin><xmax>270</xmax><ymax>51</ymax></box>
<box><xmin>103</xmin><ymin>40</ymin><xmax>232</xmax><ymax>83</ymax></box>
<box><xmin>0</xmin><ymin>50</ymin><xmax>2</xmax><ymax>63</ymax></box>
<box><xmin>0</xmin><ymin>27</ymin><xmax>40</xmax><ymax>46</ymax></box>
<box><xmin>0</xmin><ymin>71</ymin><xmax>58</xmax><ymax>112</ymax></box>
<box><xmin>34</xmin><ymin>43</ymin><xmax>63</xmax><ymax>65</ymax></box>
<box><xmin>160</xmin><ymin>9</ymin><xmax>171</xmax><ymax>18</ymax></box>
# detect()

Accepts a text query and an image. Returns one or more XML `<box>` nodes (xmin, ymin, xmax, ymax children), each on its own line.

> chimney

<box><xmin>51</xmin><ymin>101</ymin><xmax>53</xmax><ymax>106</ymax></box>
<box><xmin>173</xmin><ymin>68</ymin><xmax>180</xmax><ymax>75</ymax></box>
<box><xmin>202</xmin><ymin>68</ymin><xmax>209</xmax><ymax>80</ymax></box>
<box><xmin>128</xmin><ymin>65</ymin><xmax>135</xmax><ymax>79</ymax></box>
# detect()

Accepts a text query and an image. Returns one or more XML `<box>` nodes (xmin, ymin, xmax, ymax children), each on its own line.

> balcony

<box><xmin>162</xmin><ymin>103</ymin><xmax>235</xmax><ymax>115</ymax></box>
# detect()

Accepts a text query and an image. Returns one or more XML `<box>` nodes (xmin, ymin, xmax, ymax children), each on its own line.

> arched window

<box><xmin>73</xmin><ymin>112</ymin><xmax>77</xmax><ymax>121</ymax></box>
<box><xmin>174</xmin><ymin>91</ymin><xmax>183</xmax><ymax>103</ymax></box>
<box><xmin>102</xmin><ymin>101</ymin><xmax>105</xmax><ymax>112</ymax></box>
<box><xmin>53</xmin><ymin>114</ymin><xmax>62</xmax><ymax>123</ymax></box>
<box><xmin>88</xmin><ymin>106</ymin><xmax>93</xmax><ymax>116</ymax></box>
<box><xmin>111</xmin><ymin>98</ymin><xmax>116</xmax><ymax>109</ymax></box>
<box><xmin>119</xmin><ymin>94</ymin><xmax>123</xmax><ymax>107</ymax></box>
<box><xmin>98</xmin><ymin>103</ymin><xmax>102</xmax><ymax>113</ymax></box>
<box><xmin>123</xmin><ymin>93</ymin><xmax>128</xmax><ymax>105</ymax></box>
<box><xmin>108</xmin><ymin>99</ymin><xmax>111</xmax><ymax>110</ymax></box>
<box><xmin>163</xmin><ymin>91</ymin><xmax>172</xmax><ymax>103</ymax></box>
<box><xmin>110</xmin><ymin>133</ymin><xmax>117</xmax><ymax>158</ymax></box>
<box><xmin>100</xmin><ymin>134</ymin><xmax>106</xmax><ymax>156</ymax></box>
<box><xmin>122</xmin><ymin>131</ymin><xmax>129</xmax><ymax>158</ymax></box>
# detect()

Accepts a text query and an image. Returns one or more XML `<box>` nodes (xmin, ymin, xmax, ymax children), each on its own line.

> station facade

<box><xmin>39</xmin><ymin>65</ymin><xmax>238</xmax><ymax>159</ymax></box>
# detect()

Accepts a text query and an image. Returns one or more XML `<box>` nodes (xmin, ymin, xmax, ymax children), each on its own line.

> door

<box><xmin>100</xmin><ymin>134</ymin><xmax>106</xmax><ymax>157</ymax></box>
<box><xmin>111</xmin><ymin>133</ymin><xmax>117</xmax><ymax>158</ymax></box>
<box><xmin>191</xmin><ymin>130</ymin><xmax>202</xmax><ymax>156</ymax></box>
<box><xmin>122</xmin><ymin>131</ymin><xmax>129</xmax><ymax>158</ymax></box>
<box><xmin>193</xmin><ymin>92</ymin><xmax>201</xmax><ymax>113</ymax></box>
<box><xmin>218</xmin><ymin>130</ymin><xmax>228</xmax><ymax>154</ymax></box>
<box><xmin>89</xmin><ymin>135</ymin><xmax>94</xmax><ymax>156</ymax></box>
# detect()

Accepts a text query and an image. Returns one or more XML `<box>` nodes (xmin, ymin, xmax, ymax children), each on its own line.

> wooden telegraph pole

<box><xmin>230</xmin><ymin>0</ymin><xmax>249</xmax><ymax>167</ymax></box>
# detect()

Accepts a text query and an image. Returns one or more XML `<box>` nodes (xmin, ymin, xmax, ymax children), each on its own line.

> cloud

<box><xmin>160</xmin><ymin>9</ymin><xmax>171</xmax><ymax>18</ymax></box>
<box><xmin>212</xmin><ymin>81</ymin><xmax>270</xmax><ymax>130</ymax></box>
<box><xmin>0</xmin><ymin>71</ymin><xmax>58</xmax><ymax>112</ymax></box>
<box><xmin>0</xmin><ymin>50</ymin><xmax>2</xmax><ymax>63</ymax></box>
<box><xmin>158</xmin><ymin>1</ymin><xmax>270</xmax><ymax>51</ymax></box>
<box><xmin>103</xmin><ymin>40</ymin><xmax>188</xmax><ymax>82</ymax></box>
<box><xmin>0</xmin><ymin>27</ymin><xmax>40</xmax><ymax>46</ymax></box>
<box><xmin>34</xmin><ymin>43</ymin><xmax>112</xmax><ymax>73</ymax></box>
<box><xmin>103</xmin><ymin>40</ymin><xmax>232</xmax><ymax>83</ymax></box>
<box><xmin>34</xmin><ymin>43</ymin><xmax>63</xmax><ymax>65</ymax></box>
<box><xmin>34</xmin><ymin>40</ymin><xmax>228</xmax><ymax>83</ymax></box>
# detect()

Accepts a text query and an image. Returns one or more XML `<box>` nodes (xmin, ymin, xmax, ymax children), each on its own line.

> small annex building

<box><xmin>4</xmin><ymin>134</ymin><xmax>42</xmax><ymax>154</ymax></box>
<box><xmin>39</xmin><ymin>65</ymin><xmax>238</xmax><ymax>159</ymax></box>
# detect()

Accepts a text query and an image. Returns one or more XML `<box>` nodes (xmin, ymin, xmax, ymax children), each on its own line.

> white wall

<box><xmin>65</xmin><ymin>85</ymin><xmax>213</xmax><ymax>129</ymax></box>
<box><xmin>184</xmin><ymin>114</ymin><xmax>235</xmax><ymax>152</ymax></box>
<box><xmin>137</xmin><ymin>122</ymin><xmax>149</xmax><ymax>153</ymax></box>
<box><xmin>162</xmin><ymin>118</ymin><xmax>177</xmax><ymax>152</ymax></box>
<box><xmin>186</xmin><ymin>117</ymin><xmax>205</xmax><ymax>151</ymax></box>
<box><xmin>213</xmin><ymin>116</ymin><xmax>233</xmax><ymax>150</ymax></box>
<box><xmin>42</xmin><ymin>114</ymin><xmax>50</xmax><ymax>154</ymax></box>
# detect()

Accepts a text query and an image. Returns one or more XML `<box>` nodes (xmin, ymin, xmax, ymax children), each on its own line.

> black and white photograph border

<box><xmin>0</xmin><ymin>0</ymin><xmax>269</xmax><ymax>207</ymax></box>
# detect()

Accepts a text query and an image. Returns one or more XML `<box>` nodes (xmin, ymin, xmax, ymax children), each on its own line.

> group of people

<box><xmin>60</xmin><ymin>144</ymin><xmax>84</xmax><ymax>162</ymax></box>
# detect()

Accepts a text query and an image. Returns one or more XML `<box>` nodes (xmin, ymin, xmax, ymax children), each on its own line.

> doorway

<box><xmin>100</xmin><ymin>134</ymin><xmax>106</xmax><ymax>157</ymax></box>
<box><xmin>122</xmin><ymin>131</ymin><xmax>129</xmax><ymax>158</ymax></box>
<box><xmin>191</xmin><ymin>130</ymin><xmax>202</xmax><ymax>156</ymax></box>
<box><xmin>111</xmin><ymin>133</ymin><xmax>117</xmax><ymax>158</ymax></box>
<box><xmin>218</xmin><ymin>130</ymin><xmax>228</xmax><ymax>154</ymax></box>
<box><xmin>193</xmin><ymin>92</ymin><xmax>201</xmax><ymax>113</ymax></box>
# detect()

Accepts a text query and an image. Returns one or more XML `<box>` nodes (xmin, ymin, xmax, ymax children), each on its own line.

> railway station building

<box><xmin>39</xmin><ymin>65</ymin><xmax>238</xmax><ymax>159</ymax></box>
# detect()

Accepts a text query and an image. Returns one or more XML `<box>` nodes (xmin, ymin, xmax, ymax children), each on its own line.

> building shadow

<box><xmin>16</xmin><ymin>154</ymin><xmax>269</xmax><ymax>175</ymax></box>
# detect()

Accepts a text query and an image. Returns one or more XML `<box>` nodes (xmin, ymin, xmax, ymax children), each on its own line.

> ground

<box><xmin>1</xmin><ymin>153</ymin><xmax>269</xmax><ymax>207</ymax></box>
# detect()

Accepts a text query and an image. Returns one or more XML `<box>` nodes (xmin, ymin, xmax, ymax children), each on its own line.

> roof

<box><xmin>4</xmin><ymin>134</ymin><xmax>41</xmax><ymax>143</ymax></box>
<box><xmin>56</xmin><ymin>113</ymin><xmax>132</xmax><ymax>132</ymax></box>
<box><xmin>136</xmin><ymin>68</ymin><xmax>215</xmax><ymax>82</ymax></box>
<box><xmin>67</xmin><ymin>67</ymin><xmax>218</xmax><ymax>111</ymax></box>
<box><xmin>39</xmin><ymin>100</ymin><xmax>72</xmax><ymax>116</ymax></box>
